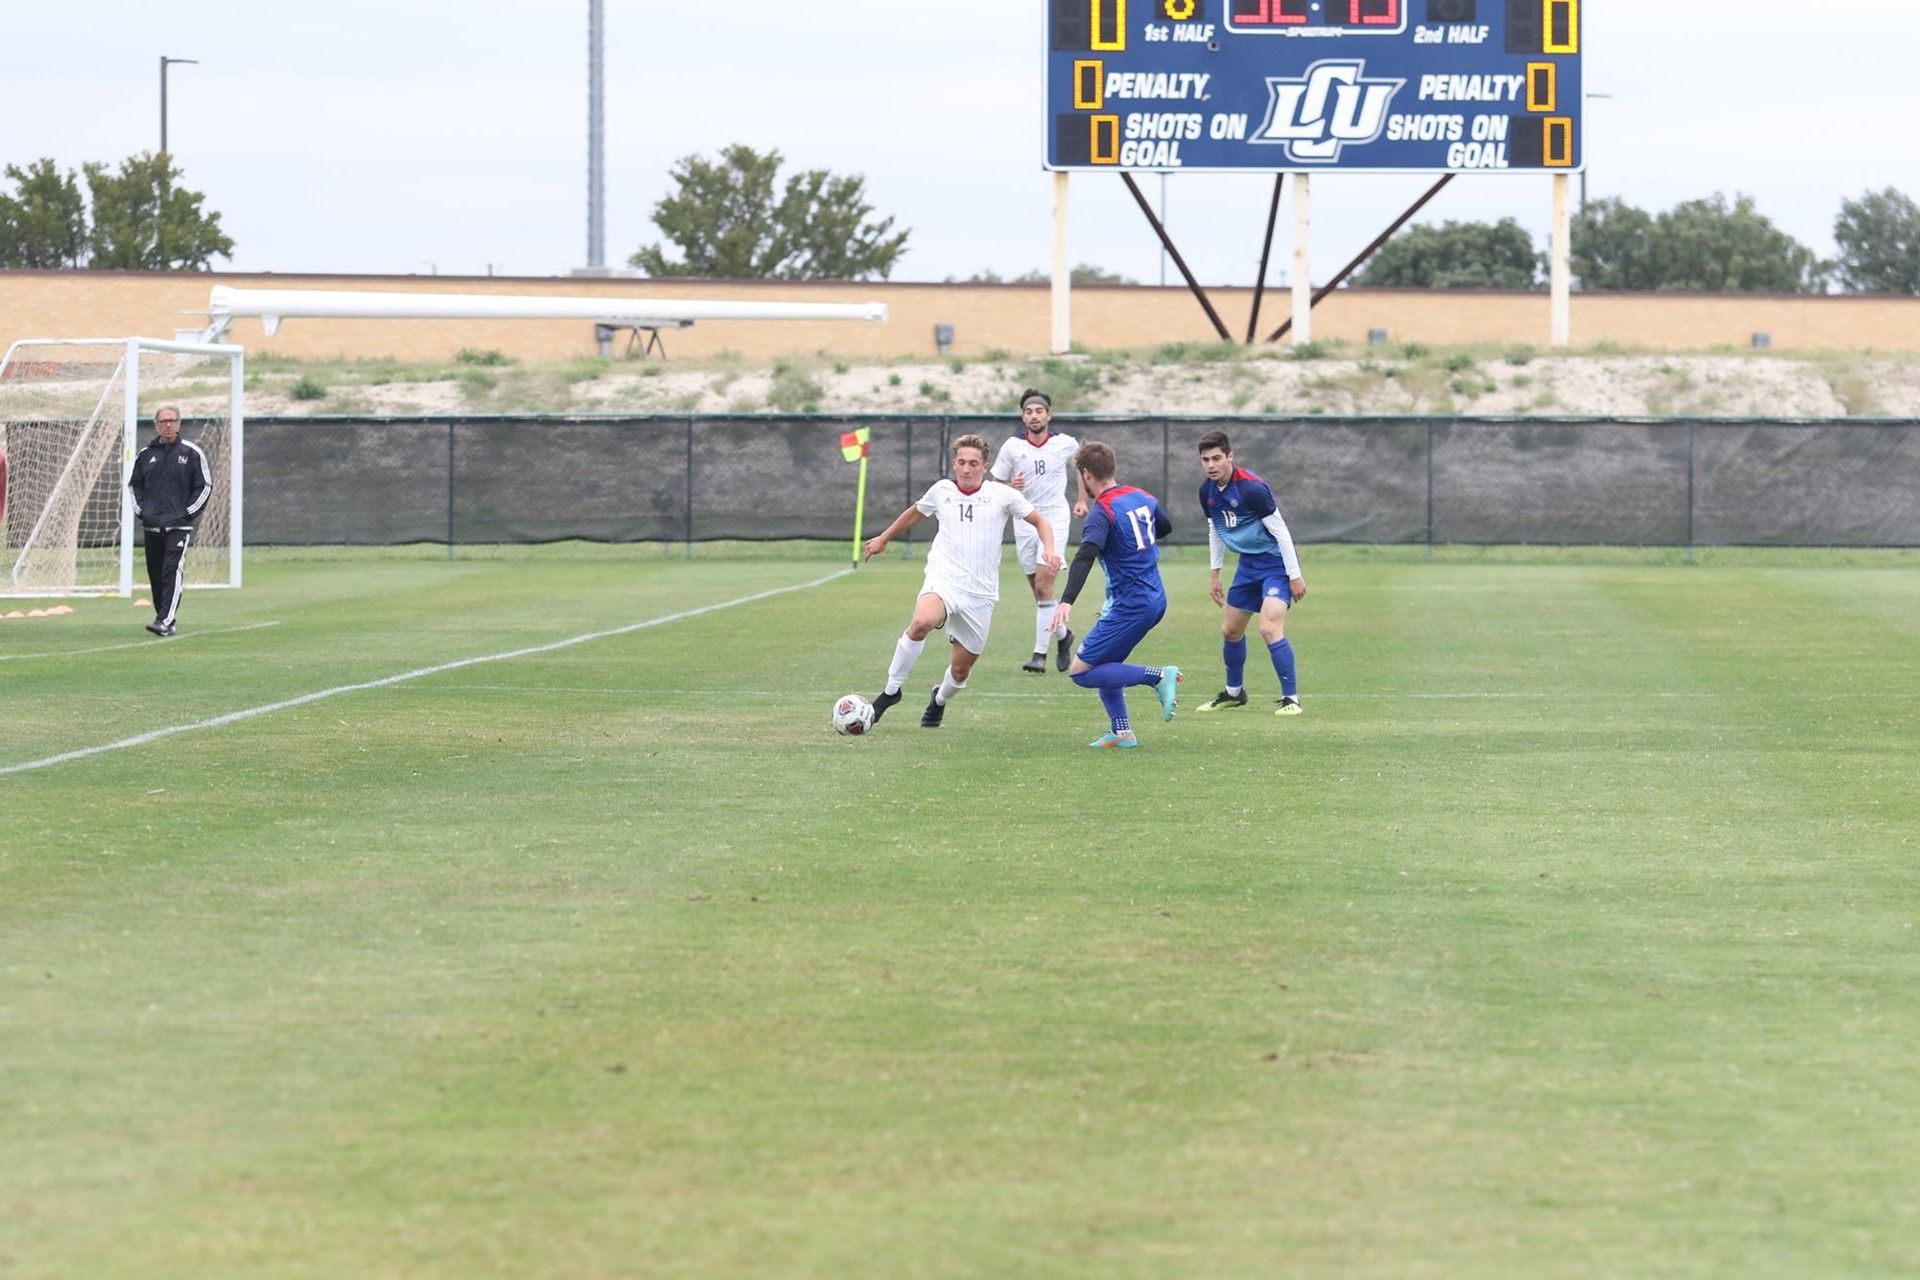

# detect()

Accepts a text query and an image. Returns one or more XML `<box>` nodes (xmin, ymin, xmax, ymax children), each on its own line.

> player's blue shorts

<box><xmin>1226</xmin><ymin>570</ymin><xmax>1296</xmax><ymax>615</ymax></box>
<box><xmin>1076</xmin><ymin>597</ymin><xmax>1167</xmax><ymax>666</ymax></box>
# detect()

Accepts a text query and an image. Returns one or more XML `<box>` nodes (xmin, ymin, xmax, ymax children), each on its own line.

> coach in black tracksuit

<box><xmin>126</xmin><ymin>406</ymin><xmax>211</xmax><ymax>637</ymax></box>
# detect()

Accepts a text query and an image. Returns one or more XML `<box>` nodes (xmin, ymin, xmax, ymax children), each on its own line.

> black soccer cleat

<box><xmin>870</xmin><ymin>689</ymin><xmax>903</xmax><ymax>724</ymax></box>
<box><xmin>920</xmin><ymin>690</ymin><xmax>946</xmax><ymax>728</ymax></box>
<box><xmin>1196</xmin><ymin>688</ymin><xmax>1249</xmax><ymax>712</ymax></box>
<box><xmin>1056</xmin><ymin>628</ymin><xmax>1075</xmax><ymax>672</ymax></box>
<box><xmin>1021</xmin><ymin>651</ymin><xmax>1047</xmax><ymax>673</ymax></box>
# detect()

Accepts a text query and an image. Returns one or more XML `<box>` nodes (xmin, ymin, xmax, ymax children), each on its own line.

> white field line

<box><xmin>407</xmin><ymin>684</ymin><xmax>1918</xmax><ymax>702</ymax></box>
<box><xmin>0</xmin><ymin>621</ymin><xmax>282</xmax><ymax>663</ymax></box>
<box><xmin>0</xmin><ymin>570</ymin><xmax>851</xmax><ymax>779</ymax></box>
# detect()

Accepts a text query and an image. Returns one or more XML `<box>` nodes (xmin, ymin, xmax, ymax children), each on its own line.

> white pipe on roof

<box><xmin>206</xmin><ymin>285</ymin><xmax>887</xmax><ymax>336</ymax></box>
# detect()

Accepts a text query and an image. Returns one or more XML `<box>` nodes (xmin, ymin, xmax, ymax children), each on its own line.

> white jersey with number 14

<box><xmin>915</xmin><ymin>479</ymin><xmax>1034</xmax><ymax>602</ymax></box>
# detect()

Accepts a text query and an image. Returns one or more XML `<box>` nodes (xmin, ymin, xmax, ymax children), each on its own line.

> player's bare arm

<box><xmin>863</xmin><ymin>506</ymin><xmax>926</xmax><ymax>561</ymax></box>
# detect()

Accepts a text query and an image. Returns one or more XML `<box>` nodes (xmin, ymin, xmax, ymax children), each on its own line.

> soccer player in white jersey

<box><xmin>861</xmin><ymin>434</ymin><xmax>1062</xmax><ymax>728</ymax></box>
<box><xmin>991</xmin><ymin>388</ymin><xmax>1088</xmax><ymax>674</ymax></box>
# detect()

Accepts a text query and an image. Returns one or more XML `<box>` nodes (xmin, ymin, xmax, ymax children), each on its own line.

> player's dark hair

<box><xmin>1019</xmin><ymin>388</ymin><xmax>1051</xmax><ymax>409</ymax></box>
<box><xmin>1197</xmin><ymin>430</ymin><xmax>1231</xmax><ymax>455</ymax></box>
<box><xmin>952</xmin><ymin>433</ymin><xmax>989</xmax><ymax>461</ymax></box>
<box><xmin>1074</xmin><ymin>440</ymin><xmax>1116</xmax><ymax>481</ymax></box>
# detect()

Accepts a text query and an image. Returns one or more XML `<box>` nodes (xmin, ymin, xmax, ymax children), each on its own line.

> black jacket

<box><xmin>128</xmin><ymin>435</ymin><xmax>212</xmax><ymax>528</ymax></box>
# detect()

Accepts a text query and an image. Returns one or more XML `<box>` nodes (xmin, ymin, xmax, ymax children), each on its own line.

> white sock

<box><xmin>1227</xmin><ymin>684</ymin><xmax>1244</xmax><ymax>697</ymax></box>
<box><xmin>1034</xmin><ymin>602</ymin><xmax>1057</xmax><ymax>654</ymax></box>
<box><xmin>935</xmin><ymin>667</ymin><xmax>966</xmax><ymax>706</ymax></box>
<box><xmin>886</xmin><ymin>633</ymin><xmax>925</xmax><ymax>695</ymax></box>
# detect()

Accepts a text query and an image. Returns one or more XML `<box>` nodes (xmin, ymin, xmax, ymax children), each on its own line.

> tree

<box><xmin>84</xmin><ymin>152</ymin><xmax>234</xmax><ymax>271</ymax></box>
<box><xmin>1568</xmin><ymin>197</ymin><xmax>1661</xmax><ymax>290</ymax></box>
<box><xmin>0</xmin><ymin>159</ymin><xmax>88</xmax><ymax>268</ymax></box>
<box><xmin>950</xmin><ymin>264</ymin><xmax>1138</xmax><ymax>285</ymax></box>
<box><xmin>1832</xmin><ymin>187</ymin><xmax>1920</xmax><ymax>295</ymax></box>
<box><xmin>1353</xmin><ymin>218</ymin><xmax>1540</xmax><ymax>288</ymax></box>
<box><xmin>1572</xmin><ymin>193</ymin><xmax>1825</xmax><ymax>293</ymax></box>
<box><xmin>631</xmin><ymin>144</ymin><xmax>909</xmax><ymax>281</ymax></box>
<box><xmin>1656</xmin><ymin>193</ymin><xmax>1826</xmax><ymax>293</ymax></box>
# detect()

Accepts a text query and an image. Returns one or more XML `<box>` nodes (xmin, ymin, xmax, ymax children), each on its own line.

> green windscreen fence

<box><xmin>237</xmin><ymin>415</ymin><xmax>1920</xmax><ymax>549</ymax></box>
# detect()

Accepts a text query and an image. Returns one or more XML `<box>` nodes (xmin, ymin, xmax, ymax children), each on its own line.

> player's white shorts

<box><xmin>1014</xmin><ymin>505</ymin><xmax>1069</xmax><ymax>575</ymax></box>
<box><xmin>919</xmin><ymin>583</ymin><xmax>995</xmax><ymax>655</ymax></box>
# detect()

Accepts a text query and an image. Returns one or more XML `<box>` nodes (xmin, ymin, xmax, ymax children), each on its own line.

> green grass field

<box><xmin>3</xmin><ymin>545</ymin><xmax>1917</xmax><ymax>1279</ymax></box>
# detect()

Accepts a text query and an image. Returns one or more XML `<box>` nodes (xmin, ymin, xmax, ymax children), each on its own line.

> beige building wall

<box><xmin>3</xmin><ymin>269</ymin><xmax>1918</xmax><ymax>363</ymax></box>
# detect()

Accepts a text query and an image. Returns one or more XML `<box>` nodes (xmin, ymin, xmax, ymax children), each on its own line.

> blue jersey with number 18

<box><xmin>1082</xmin><ymin>485</ymin><xmax>1167</xmax><ymax>613</ymax></box>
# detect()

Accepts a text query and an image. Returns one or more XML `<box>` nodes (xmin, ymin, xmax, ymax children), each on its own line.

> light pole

<box><xmin>1579</xmin><ymin>92</ymin><xmax>1611</xmax><ymax>208</ymax></box>
<box><xmin>160</xmin><ymin>56</ymin><xmax>199</xmax><ymax>155</ymax></box>
<box><xmin>1158</xmin><ymin>172</ymin><xmax>1168</xmax><ymax>286</ymax></box>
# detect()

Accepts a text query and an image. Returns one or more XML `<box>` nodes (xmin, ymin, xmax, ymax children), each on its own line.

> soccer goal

<box><xmin>0</xmin><ymin>337</ymin><xmax>243</xmax><ymax>598</ymax></box>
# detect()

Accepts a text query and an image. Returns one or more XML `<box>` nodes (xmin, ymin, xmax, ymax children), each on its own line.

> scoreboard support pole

<box><xmin>1051</xmin><ymin>172</ymin><xmax>1071</xmax><ymax>355</ymax></box>
<box><xmin>1290</xmin><ymin>175</ymin><xmax>1313</xmax><ymax>346</ymax></box>
<box><xmin>1265</xmin><ymin>175</ymin><xmax>1454</xmax><ymax>345</ymax></box>
<box><xmin>1244</xmin><ymin>174</ymin><xmax>1286</xmax><ymax>344</ymax></box>
<box><xmin>1550</xmin><ymin>173</ymin><xmax>1572</xmax><ymax>347</ymax></box>
<box><xmin>1120</xmin><ymin>173</ymin><xmax>1232</xmax><ymax>342</ymax></box>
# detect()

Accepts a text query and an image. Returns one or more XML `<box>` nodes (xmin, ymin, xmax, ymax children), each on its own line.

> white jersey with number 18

<box><xmin>991</xmin><ymin>431</ymin><xmax>1079</xmax><ymax>514</ymax></box>
<box><xmin>915</xmin><ymin>478</ymin><xmax>1035</xmax><ymax>603</ymax></box>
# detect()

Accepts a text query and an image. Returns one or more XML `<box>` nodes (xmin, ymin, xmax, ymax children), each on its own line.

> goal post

<box><xmin>0</xmin><ymin>336</ymin><xmax>244</xmax><ymax>598</ymax></box>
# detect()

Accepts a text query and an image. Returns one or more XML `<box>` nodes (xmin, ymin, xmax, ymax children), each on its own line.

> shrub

<box><xmin>454</xmin><ymin>347</ymin><xmax>513</xmax><ymax>366</ymax></box>
<box><xmin>768</xmin><ymin>364</ymin><xmax>826</xmax><ymax>413</ymax></box>
<box><xmin>288</xmin><ymin>376</ymin><xmax>327</xmax><ymax>401</ymax></box>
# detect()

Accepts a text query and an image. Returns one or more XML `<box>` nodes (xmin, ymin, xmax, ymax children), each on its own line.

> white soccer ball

<box><xmin>831</xmin><ymin>693</ymin><xmax>876</xmax><ymax>736</ymax></box>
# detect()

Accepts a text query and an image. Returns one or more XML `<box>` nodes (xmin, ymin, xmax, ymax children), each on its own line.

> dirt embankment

<box><xmin>219</xmin><ymin>347</ymin><xmax>1920</xmax><ymax>420</ymax></box>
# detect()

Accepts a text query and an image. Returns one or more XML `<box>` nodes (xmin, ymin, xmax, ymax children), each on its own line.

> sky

<box><xmin>3</xmin><ymin>1</ymin><xmax>1916</xmax><ymax>287</ymax></box>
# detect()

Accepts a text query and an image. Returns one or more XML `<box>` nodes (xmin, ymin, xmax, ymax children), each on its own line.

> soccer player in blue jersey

<box><xmin>1194</xmin><ymin>430</ymin><xmax>1307</xmax><ymax>715</ymax></box>
<box><xmin>1047</xmin><ymin>441</ymin><xmax>1180</xmax><ymax>749</ymax></box>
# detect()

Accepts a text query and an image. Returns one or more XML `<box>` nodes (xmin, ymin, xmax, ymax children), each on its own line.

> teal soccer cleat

<box><xmin>1154</xmin><ymin>665</ymin><xmax>1181</xmax><ymax>722</ymax></box>
<box><xmin>1088</xmin><ymin>731</ymin><xmax>1140</xmax><ymax>749</ymax></box>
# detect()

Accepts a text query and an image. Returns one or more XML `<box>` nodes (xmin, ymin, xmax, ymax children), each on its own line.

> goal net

<box><xmin>0</xmin><ymin>337</ymin><xmax>243</xmax><ymax>597</ymax></box>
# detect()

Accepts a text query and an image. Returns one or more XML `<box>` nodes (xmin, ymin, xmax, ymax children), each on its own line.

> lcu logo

<box><xmin>1253</xmin><ymin>59</ymin><xmax>1404</xmax><ymax>163</ymax></box>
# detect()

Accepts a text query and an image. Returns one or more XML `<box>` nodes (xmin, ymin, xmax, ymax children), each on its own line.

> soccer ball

<box><xmin>831</xmin><ymin>693</ymin><xmax>875</xmax><ymax>736</ymax></box>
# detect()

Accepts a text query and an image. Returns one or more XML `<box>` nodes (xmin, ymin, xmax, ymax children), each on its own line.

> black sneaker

<box><xmin>144</xmin><ymin>621</ymin><xmax>169</xmax><ymax>637</ymax></box>
<box><xmin>920</xmin><ymin>690</ymin><xmax>946</xmax><ymax>728</ymax></box>
<box><xmin>1021</xmin><ymin>651</ymin><xmax>1047</xmax><ymax>673</ymax></box>
<box><xmin>1056</xmin><ymin>628</ymin><xmax>1075</xmax><ymax>671</ymax></box>
<box><xmin>159</xmin><ymin>624</ymin><xmax>176</xmax><ymax>637</ymax></box>
<box><xmin>871</xmin><ymin>689</ymin><xmax>902</xmax><ymax>723</ymax></box>
<box><xmin>1196</xmin><ymin>689</ymin><xmax>1248</xmax><ymax>712</ymax></box>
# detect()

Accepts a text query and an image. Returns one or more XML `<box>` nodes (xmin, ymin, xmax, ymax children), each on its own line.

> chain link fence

<box><xmin>243</xmin><ymin>415</ymin><xmax>1920</xmax><ymax>550</ymax></box>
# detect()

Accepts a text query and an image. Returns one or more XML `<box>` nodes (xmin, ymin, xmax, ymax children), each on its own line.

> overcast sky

<box><xmin>4</xmin><ymin>1</ymin><xmax>1915</xmax><ymax>286</ymax></box>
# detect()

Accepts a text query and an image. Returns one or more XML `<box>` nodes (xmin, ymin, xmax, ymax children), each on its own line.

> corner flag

<box><xmin>841</xmin><ymin>428</ymin><xmax>872</xmax><ymax>565</ymax></box>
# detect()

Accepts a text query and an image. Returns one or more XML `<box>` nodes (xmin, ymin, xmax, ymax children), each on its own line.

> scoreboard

<box><xmin>1046</xmin><ymin>0</ymin><xmax>1583</xmax><ymax>172</ymax></box>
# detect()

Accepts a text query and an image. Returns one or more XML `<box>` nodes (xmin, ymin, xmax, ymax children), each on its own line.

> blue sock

<box><xmin>1268</xmin><ymin>638</ymin><xmax>1297</xmax><ymax>698</ymax></box>
<box><xmin>1070</xmin><ymin>663</ymin><xmax>1162</xmax><ymax>691</ymax></box>
<box><xmin>1223</xmin><ymin>637</ymin><xmax>1247</xmax><ymax>689</ymax></box>
<box><xmin>1097</xmin><ymin>685</ymin><xmax>1130</xmax><ymax>733</ymax></box>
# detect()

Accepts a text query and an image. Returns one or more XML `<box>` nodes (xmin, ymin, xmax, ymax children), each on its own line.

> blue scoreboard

<box><xmin>1046</xmin><ymin>0</ymin><xmax>1583</xmax><ymax>172</ymax></box>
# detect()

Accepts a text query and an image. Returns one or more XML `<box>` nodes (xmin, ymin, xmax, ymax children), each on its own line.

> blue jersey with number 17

<box><xmin>1081</xmin><ymin>485</ymin><xmax>1167</xmax><ymax>613</ymax></box>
